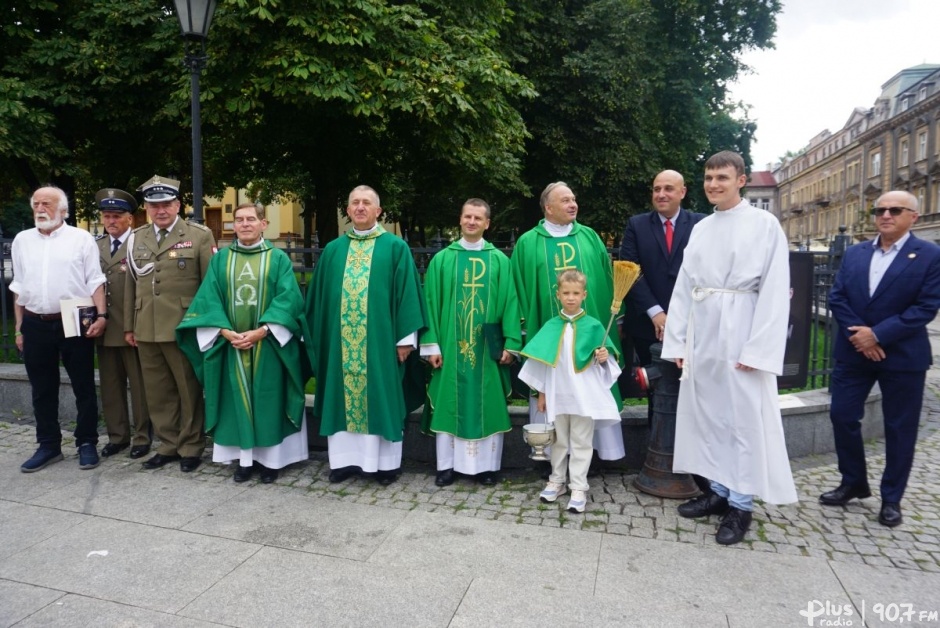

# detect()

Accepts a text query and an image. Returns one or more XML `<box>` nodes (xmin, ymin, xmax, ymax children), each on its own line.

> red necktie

<box><xmin>664</xmin><ymin>219</ymin><xmax>674</xmax><ymax>254</ymax></box>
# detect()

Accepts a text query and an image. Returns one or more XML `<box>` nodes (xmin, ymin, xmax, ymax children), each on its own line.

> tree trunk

<box><xmin>314</xmin><ymin>182</ymin><xmax>340</xmax><ymax>244</ymax></box>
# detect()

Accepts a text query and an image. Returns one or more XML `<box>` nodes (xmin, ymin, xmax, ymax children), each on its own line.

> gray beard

<box><xmin>35</xmin><ymin>215</ymin><xmax>63</xmax><ymax>230</ymax></box>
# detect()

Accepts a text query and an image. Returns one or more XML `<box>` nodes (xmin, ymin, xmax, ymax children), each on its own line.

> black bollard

<box><xmin>633</xmin><ymin>343</ymin><xmax>699</xmax><ymax>498</ymax></box>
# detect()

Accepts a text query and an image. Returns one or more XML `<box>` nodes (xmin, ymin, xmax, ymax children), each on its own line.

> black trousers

<box><xmin>21</xmin><ymin>315</ymin><xmax>99</xmax><ymax>449</ymax></box>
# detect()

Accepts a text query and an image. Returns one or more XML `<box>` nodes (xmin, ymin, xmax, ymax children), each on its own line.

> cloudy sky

<box><xmin>728</xmin><ymin>0</ymin><xmax>940</xmax><ymax>171</ymax></box>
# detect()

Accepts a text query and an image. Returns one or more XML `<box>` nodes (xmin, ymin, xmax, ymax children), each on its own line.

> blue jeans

<box><xmin>710</xmin><ymin>481</ymin><xmax>753</xmax><ymax>512</ymax></box>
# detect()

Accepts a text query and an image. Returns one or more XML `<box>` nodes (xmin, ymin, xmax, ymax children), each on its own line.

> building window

<box><xmin>871</xmin><ymin>152</ymin><xmax>881</xmax><ymax>177</ymax></box>
<box><xmin>901</xmin><ymin>140</ymin><xmax>909</xmax><ymax>167</ymax></box>
<box><xmin>758</xmin><ymin>198</ymin><xmax>770</xmax><ymax>211</ymax></box>
<box><xmin>920</xmin><ymin>86</ymin><xmax>928</xmax><ymax>101</ymax></box>
<box><xmin>918</xmin><ymin>187</ymin><xmax>926</xmax><ymax>211</ymax></box>
<box><xmin>901</xmin><ymin>98</ymin><xmax>910</xmax><ymax>112</ymax></box>
<box><xmin>918</xmin><ymin>131</ymin><xmax>928</xmax><ymax>161</ymax></box>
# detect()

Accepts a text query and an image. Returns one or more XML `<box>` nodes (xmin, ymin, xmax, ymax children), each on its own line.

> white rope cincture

<box><xmin>680</xmin><ymin>286</ymin><xmax>757</xmax><ymax>382</ymax></box>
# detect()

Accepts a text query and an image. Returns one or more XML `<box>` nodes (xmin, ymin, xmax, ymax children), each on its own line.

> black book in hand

<box><xmin>77</xmin><ymin>306</ymin><xmax>98</xmax><ymax>337</ymax></box>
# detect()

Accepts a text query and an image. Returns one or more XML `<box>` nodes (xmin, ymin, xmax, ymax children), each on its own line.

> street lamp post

<box><xmin>174</xmin><ymin>0</ymin><xmax>217</xmax><ymax>224</ymax></box>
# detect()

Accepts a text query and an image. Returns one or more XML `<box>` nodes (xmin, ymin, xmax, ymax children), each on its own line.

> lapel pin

<box><xmin>909</xmin><ymin>253</ymin><xmax>917</xmax><ymax>259</ymax></box>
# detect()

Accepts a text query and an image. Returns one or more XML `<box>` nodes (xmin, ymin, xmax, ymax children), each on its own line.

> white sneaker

<box><xmin>540</xmin><ymin>481</ymin><xmax>567</xmax><ymax>503</ymax></box>
<box><xmin>567</xmin><ymin>489</ymin><xmax>587</xmax><ymax>513</ymax></box>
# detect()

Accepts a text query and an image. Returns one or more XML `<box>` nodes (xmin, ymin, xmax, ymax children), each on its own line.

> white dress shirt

<box><xmin>10</xmin><ymin>224</ymin><xmax>106</xmax><ymax>314</ymax></box>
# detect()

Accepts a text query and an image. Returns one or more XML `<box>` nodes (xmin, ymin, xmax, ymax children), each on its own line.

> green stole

<box><xmin>229</xmin><ymin>243</ymin><xmax>271</xmax><ymax>412</ymax></box>
<box><xmin>520</xmin><ymin>311</ymin><xmax>619</xmax><ymax>373</ymax></box>
<box><xmin>341</xmin><ymin>225</ymin><xmax>384</xmax><ymax>433</ymax></box>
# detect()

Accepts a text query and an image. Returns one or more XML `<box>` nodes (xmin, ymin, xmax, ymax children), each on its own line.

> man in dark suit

<box><xmin>821</xmin><ymin>190</ymin><xmax>940</xmax><ymax>528</ymax></box>
<box><xmin>94</xmin><ymin>188</ymin><xmax>151</xmax><ymax>460</ymax></box>
<box><xmin>619</xmin><ymin>170</ymin><xmax>705</xmax><ymax>366</ymax></box>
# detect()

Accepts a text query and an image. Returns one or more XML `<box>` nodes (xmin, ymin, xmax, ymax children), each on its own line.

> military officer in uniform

<box><xmin>95</xmin><ymin>188</ymin><xmax>151</xmax><ymax>459</ymax></box>
<box><xmin>125</xmin><ymin>175</ymin><xmax>216</xmax><ymax>472</ymax></box>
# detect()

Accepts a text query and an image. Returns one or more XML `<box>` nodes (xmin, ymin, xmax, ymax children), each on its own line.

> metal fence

<box><xmin>0</xmin><ymin>233</ymin><xmax>849</xmax><ymax>389</ymax></box>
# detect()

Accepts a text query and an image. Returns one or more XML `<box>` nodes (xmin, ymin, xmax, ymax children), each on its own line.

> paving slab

<box><xmin>12</xmin><ymin>593</ymin><xmax>224</xmax><ymax>628</ymax></box>
<box><xmin>178</xmin><ymin>545</ymin><xmax>468</xmax><ymax>628</ymax></box>
<box><xmin>366</xmin><ymin>510</ymin><xmax>602</xmax><ymax>594</ymax></box>
<box><xmin>0</xmin><ymin>517</ymin><xmax>260</xmax><ymax>614</ymax></box>
<box><xmin>830</xmin><ymin>561</ymin><xmax>940</xmax><ymax>627</ymax></box>
<box><xmin>0</xmin><ymin>451</ymin><xmax>87</xmax><ymax>504</ymax></box>
<box><xmin>26</xmin><ymin>465</ymin><xmax>249</xmax><ymax>529</ymax></box>
<box><xmin>595</xmin><ymin>533</ymin><xmax>853</xmax><ymax>626</ymax></box>
<box><xmin>0</xmin><ymin>580</ymin><xmax>64</xmax><ymax>628</ymax></box>
<box><xmin>449</xmin><ymin>576</ymin><xmax>729</xmax><ymax>627</ymax></box>
<box><xmin>181</xmin><ymin>488</ymin><xmax>407</xmax><ymax>561</ymax></box>
<box><xmin>0</xmin><ymin>500</ymin><xmax>88</xmax><ymax>561</ymax></box>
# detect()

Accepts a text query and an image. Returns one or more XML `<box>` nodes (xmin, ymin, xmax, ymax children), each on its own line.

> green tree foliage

<box><xmin>1</xmin><ymin>2</ymin><xmax>191</xmax><ymax>219</ymax></box>
<box><xmin>178</xmin><ymin>0</ymin><xmax>536</xmax><ymax>243</ymax></box>
<box><xmin>2</xmin><ymin>1</ymin><xmax>534</xmax><ymax>239</ymax></box>
<box><xmin>502</xmin><ymin>0</ymin><xmax>779</xmax><ymax>239</ymax></box>
<box><xmin>1</xmin><ymin>1</ymin><xmax>778</xmax><ymax>243</ymax></box>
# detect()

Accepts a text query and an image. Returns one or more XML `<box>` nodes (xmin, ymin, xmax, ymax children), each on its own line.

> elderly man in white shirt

<box><xmin>11</xmin><ymin>186</ymin><xmax>108</xmax><ymax>473</ymax></box>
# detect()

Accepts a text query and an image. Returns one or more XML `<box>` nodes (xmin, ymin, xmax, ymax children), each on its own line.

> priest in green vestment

<box><xmin>511</xmin><ymin>181</ymin><xmax>626</xmax><ymax>462</ymax></box>
<box><xmin>177</xmin><ymin>204</ymin><xmax>308</xmax><ymax>484</ymax></box>
<box><xmin>304</xmin><ymin>185</ymin><xmax>428</xmax><ymax>486</ymax></box>
<box><xmin>420</xmin><ymin>199</ymin><xmax>522</xmax><ymax>487</ymax></box>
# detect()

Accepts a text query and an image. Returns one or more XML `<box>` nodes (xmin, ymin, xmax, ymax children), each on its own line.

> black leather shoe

<box><xmin>100</xmin><ymin>443</ymin><xmax>129</xmax><ymax>458</ymax></box>
<box><xmin>376</xmin><ymin>469</ymin><xmax>399</xmax><ymax>486</ymax></box>
<box><xmin>716</xmin><ymin>507</ymin><xmax>752</xmax><ymax>545</ymax></box>
<box><xmin>258</xmin><ymin>464</ymin><xmax>278</xmax><ymax>484</ymax></box>
<box><xmin>819</xmin><ymin>484</ymin><xmax>872</xmax><ymax>506</ymax></box>
<box><xmin>328</xmin><ymin>466</ymin><xmax>361</xmax><ymax>483</ymax></box>
<box><xmin>878</xmin><ymin>502</ymin><xmax>903</xmax><ymax>527</ymax></box>
<box><xmin>180</xmin><ymin>457</ymin><xmax>201</xmax><ymax>473</ymax></box>
<box><xmin>129</xmin><ymin>445</ymin><xmax>151</xmax><ymax>459</ymax></box>
<box><xmin>234</xmin><ymin>465</ymin><xmax>254</xmax><ymax>483</ymax></box>
<box><xmin>677</xmin><ymin>493</ymin><xmax>730</xmax><ymax>518</ymax></box>
<box><xmin>478</xmin><ymin>471</ymin><xmax>498</xmax><ymax>486</ymax></box>
<box><xmin>142</xmin><ymin>453</ymin><xmax>181</xmax><ymax>469</ymax></box>
<box><xmin>435</xmin><ymin>469</ymin><xmax>455</xmax><ymax>487</ymax></box>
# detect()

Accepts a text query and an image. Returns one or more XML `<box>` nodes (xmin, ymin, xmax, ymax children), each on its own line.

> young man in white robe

<box><xmin>661</xmin><ymin>150</ymin><xmax>797</xmax><ymax>546</ymax></box>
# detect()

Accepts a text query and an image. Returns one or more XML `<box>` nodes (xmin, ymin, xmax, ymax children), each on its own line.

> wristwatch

<box><xmin>97</xmin><ymin>312</ymin><xmax>109</xmax><ymax>319</ymax></box>
<box><xmin>261</xmin><ymin>324</ymin><xmax>270</xmax><ymax>336</ymax></box>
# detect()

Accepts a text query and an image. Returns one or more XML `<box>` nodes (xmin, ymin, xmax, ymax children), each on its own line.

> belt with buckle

<box><xmin>24</xmin><ymin>309</ymin><xmax>62</xmax><ymax>321</ymax></box>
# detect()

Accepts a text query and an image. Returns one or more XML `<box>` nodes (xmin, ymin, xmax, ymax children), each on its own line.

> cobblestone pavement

<box><xmin>3</xmin><ymin>378</ymin><xmax>939</xmax><ymax>575</ymax></box>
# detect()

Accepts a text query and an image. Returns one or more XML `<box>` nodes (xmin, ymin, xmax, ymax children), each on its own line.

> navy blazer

<box><xmin>829</xmin><ymin>234</ymin><xmax>940</xmax><ymax>371</ymax></box>
<box><xmin>619</xmin><ymin>208</ymin><xmax>706</xmax><ymax>341</ymax></box>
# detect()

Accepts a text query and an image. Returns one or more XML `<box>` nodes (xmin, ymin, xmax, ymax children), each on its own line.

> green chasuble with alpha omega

<box><xmin>177</xmin><ymin>240</ymin><xmax>307</xmax><ymax>449</ymax></box>
<box><xmin>511</xmin><ymin>220</ymin><xmax>623</xmax><ymax>408</ymax></box>
<box><xmin>420</xmin><ymin>241</ymin><xmax>522</xmax><ymax>440</ymax></box>
<box><xmin>304</xmin><ymin>226</ymin><xmax>428</xmax><ymax>442</ymax></box>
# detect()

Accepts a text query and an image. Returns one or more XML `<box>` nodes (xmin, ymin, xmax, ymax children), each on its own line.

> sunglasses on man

<box><xmin>871</xmin><ymin>206</ymin><xmax>914</xmax><ymax>217</ymax></box>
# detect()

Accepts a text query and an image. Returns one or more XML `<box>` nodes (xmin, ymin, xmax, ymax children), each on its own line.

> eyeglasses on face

<box><xmin>871</xmin><ymin>206</ymin><xmax>914</xmax><ymax>217</ymax></box>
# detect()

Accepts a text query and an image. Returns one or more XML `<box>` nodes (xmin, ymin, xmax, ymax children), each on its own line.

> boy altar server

<box><xmin>519</xmin><ymin>270</ymin><xmax>621</xmax><ymax>513</ymax></box>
